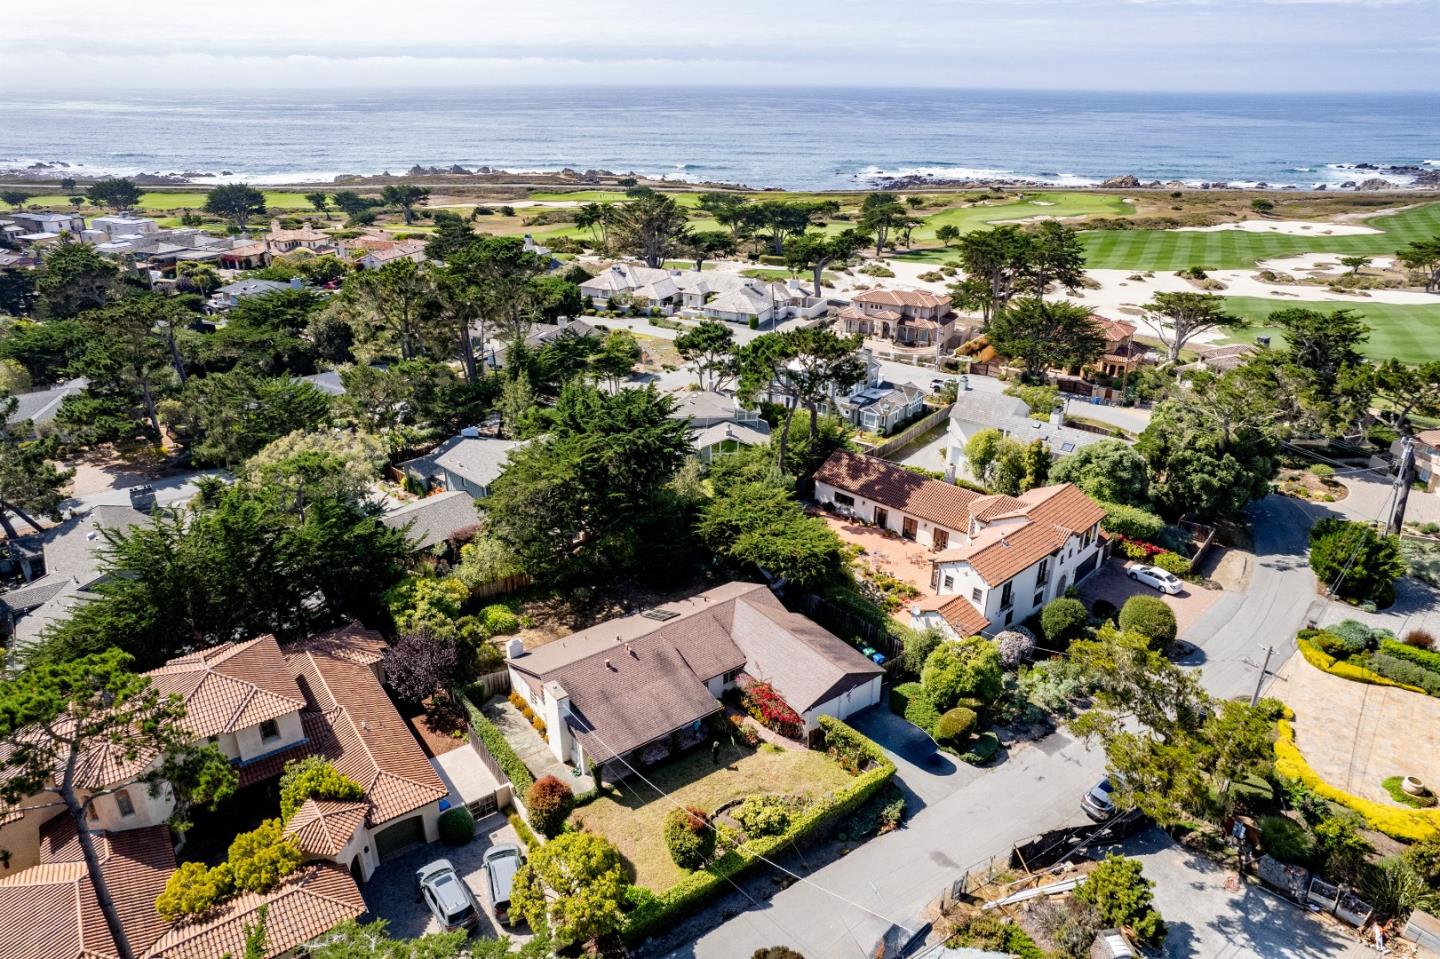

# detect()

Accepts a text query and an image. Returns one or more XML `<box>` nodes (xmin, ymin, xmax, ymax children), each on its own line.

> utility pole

<box><xmin>1250</xmin><ymin>645</ymin><xmax>1275</xmax><ymax>707</ymax></box>
<box><xmin>1387</xmin><ymin>434</ymin><xmax>1415</xmax><ymax>536</ymax></box>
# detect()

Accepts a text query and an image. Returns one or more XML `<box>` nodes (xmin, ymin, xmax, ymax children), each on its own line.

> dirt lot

<box><xmin>1077</xmin><ymin>559</ymin><xmax>1224</xmax><ymax>635</ymax></box>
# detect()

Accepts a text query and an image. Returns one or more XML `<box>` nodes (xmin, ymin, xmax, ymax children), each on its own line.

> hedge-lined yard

<box><xmin>622</xmin><ymin>716</ymin><xmax>896</xmax><ymax>943</ymax></box>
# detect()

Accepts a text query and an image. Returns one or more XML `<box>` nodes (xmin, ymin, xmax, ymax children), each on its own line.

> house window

<box><xmin>971</xmin><ymin>587</ymin><xmax>982</xmax><ymax>602</ymax></box>
<box><xmin>1038</xmin><ymin>558</ymin><xmax>1050</xmax><ymax>582</ymax></box>
<box><xmin>1003</xmin><ymin>610</ymin><xmax>1013</xmax><ymax>626</ymax></box>
<box><xmin>723</xmin><ymin>667</ymin><xmax>743</xmax><ymax>684</ymax></box>
<box><xmin>1082</xmin><ymin>527</ymin><xmax>1094</xmax><ymax>548</ymax></box>
<box><xmin>834</xmin><ymin>492</ymin><xmax>854</xmax><ymax>507</ymax></box>
<box><xmin>943</xmin><ymin>574</ymin><xmax>955</xmax><ymax>591</ymax></box>
<box><xmin>115</xmin><ymin>791</ymin><xmax>135</xmax><ymax>818</ymax></box>
<box><xmin>1033</xmin><ymin>590</ymin><xmax>1045</xmax><ymax>609</ymax></box>
<box><xmin>1000</xmin><ymin>582</ymin><xmax>1013</xmax><ymax>609</ymax></box>
<box><xmin>259</xmin><ymin>718</ymin><xmax>281</xmax><ymax>742</ymax></box>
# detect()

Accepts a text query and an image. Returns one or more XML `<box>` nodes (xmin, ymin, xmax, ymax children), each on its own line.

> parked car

<box><xmin>416</xmin><ymin>858</ymin><xmax>481</xmax><ymax>932</ymax></box>
<box><xmin>1081</xmin><ymin>776</ymin><xmax>1117</xmax><ymax>822</ymax></box>
<box><xmin>1125</xmin><ymin>562</ymin><xmax>1183</xmax><ymax>595</ymax></box>
<box><xmin>483</xmin><ymin>843</ymin><xmax>525</xmax><ymax>925</ymax></box>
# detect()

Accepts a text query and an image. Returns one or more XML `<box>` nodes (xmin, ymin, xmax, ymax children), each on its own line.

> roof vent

<box><xmin>626</xmin><ymin>643</ymin><xmax>636</xmax><ymax>658</ymax></box>
<box><xmin>605</xmin><ymin>658</ymin><xmax>614</xmax><ymax>670</ymax></box>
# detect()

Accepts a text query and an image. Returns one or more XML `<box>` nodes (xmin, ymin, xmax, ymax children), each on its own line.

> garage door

<box><xmin>1075</xmin><ymin>554</ymin><xmax>1098</xmax><ymax>580</ymax></box>
<box><xmin>374</xmin><ymin>816</ymin><xmax>425</xmax><ymax>860</ymax></box>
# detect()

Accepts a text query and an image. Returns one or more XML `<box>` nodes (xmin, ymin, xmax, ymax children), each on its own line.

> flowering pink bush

<box><xmin>739</xmin><ymin>680</ymin><xmax>803</xmax><ymax>740</ymax></box>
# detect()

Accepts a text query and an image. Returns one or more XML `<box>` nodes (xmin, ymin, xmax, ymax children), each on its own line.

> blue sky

<box><xmin>5</xmin><ymin>0</ymin><xmax>1436</xmax><ymax>92</ymax></box>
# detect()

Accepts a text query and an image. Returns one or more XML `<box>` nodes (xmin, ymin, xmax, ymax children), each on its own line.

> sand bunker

<box><xmin>1174</xmin><ymin>219</ymin><xmax>1381</xmax><ymax>236</ymax></box>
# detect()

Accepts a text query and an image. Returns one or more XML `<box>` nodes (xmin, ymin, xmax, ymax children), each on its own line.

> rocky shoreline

<box><xmin>4</xmin><ymin>158</ymin><xmax>1439</xmax><ymax>193</ymax></box>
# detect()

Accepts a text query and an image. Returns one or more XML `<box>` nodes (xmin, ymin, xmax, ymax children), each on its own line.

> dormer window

<box><xmin>115</xmin><ymin>791</ymin><xmax>135</xmax><ymax>818</ymax></box>
<box><xmin>259</xmin><ymin>718</ymin><xmax>281</xmax><ymax>742</ymax></box>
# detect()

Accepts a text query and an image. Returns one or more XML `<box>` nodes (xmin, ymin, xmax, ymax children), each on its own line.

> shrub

<box><xmin>900</xmin><ymin>628</ymin><xmax>944</xmax><ymax>678</ymax></box>
<box><xmin>1381</xmin><ymin>638</ymin><xmax>1440</xmax><ymax>673</ymax></box>
<box><xmin>1259</xmin><ymin>814</ymin><xmax>1316</xmax><ymax>866</ymax></box>
<box><xmin>509</xmin><ymin>812</ymin><xmax>539</xmax><ymax>849</ymax></box>
<box><xmin>526</xmin><ymin>775</ymin><xmax>575</xmax><ymax>838</ymax></box>
<box><xmin>1074</xmin><ymin>854</ymin><xmax>1166</xmax><ymax>945</ymax></box>
<box><xmin>624</xmin><ymin>716</ymin><xmax>894</xmax><ymax>942</ymax></box>
<box><xmin>752</xmin><ymin>948</ymin><xmax>806</xmax><ymax>959</ymax></box>
<box><xmin>1309</xmin><ymin>517</ymin><xmax>1406</xmax><ymax>606</ymax></box>
<box><xmin>155</xmin><ymin>860</ymin><xmax>231</xmax><ymax>920</ymax></box>
<box><xmin>733</xmin><ymin>795</ymin><xmax>794</xmax><ymax>838</ymax></box>
<box><xmin>228</xmin><ymin>819</ymin><xmax>302</xmax><ymax>894</ymax></box>
<box><xmin>1018</xmin><ymin>657</ymin><xmax>1086</xmax><ymax>714</ymax></box>
<box><xmin>891</xmin><ymin>681</ymin><xmax>940</xmax><ymax>734</ymax></box>
<box><xmin>933</xmin><ymin>707</ymin><xmax>977</xmax><ymax>749</ymax></box>
<box><xmin>996</xmin><ymin>628</ymin><xmax>1036</xmax><ymax>668</ymax></box>
<box><xmin>480</xmin><ymin>604</ymin><xmax>521</xmax><ymax>637</ymax></box>
<box><xmin>459</xmin><ymin>689</ymin><xmax>534</xmax><ymax>793</ymax></box>
<box><xmin>958</xmin><ymin>731</ymin><xmax>1000</xmax><ymax>765</ymax></box>
<box><xmin>1310</xmin><ymin>463</ymin><xmax>1336</xmax><ymax>480</ymax></box>
<box><xmin>439</xmin><ymin>806</ymin><xmax>476</xmax><ymax>845</ymax></box>
<box><xmin>1330</xmin><ymin>619</ymin><xmax>1385</xmax><ymax>653</ymax></box>
<box><xmin>1119</xmin><ymin>539</ymin><xmax>1150</xmax><ymax>561</ymax></box>
<box><xmin>921</xmin><ymin>636</ymin><xmax>1004</xmax><ymax>710</ymax></box>
<box><xmin>835</xmin><ymin>780</ymin><xmax>906</xmax><ymax>843</ymax></box>
<box><xmin>1098</xmin><ymin>502</ymin><xmax>1165</xmax><ymax>541</ymax></box>
<box><xmin>664</xmin><ymin>805</ymin><xmax>716</xmax><ymax>870</ymax></box>
<box><xmin>278</xmin><ymin>757</ymin><xmax>365</xmax><ymax>822</ymax></box>
<box><xmin>728</xmin><ymin>713</ymin><xmax>761</xmax><ymax>747</ymax></box>
<box><xmin>1405</xmin><ymin>628</ymin><xmax>1438</xmax><ymax>650</ymax></box>
<box><xmin>1366</xmin><ymin>652</ymin><xmax>1440</xmax><ymax>696</ymax></box>
<box><xmin>1152</xmin><ymin>550</ymin><xmax>1191</xmax><ymax>577</ymax></box>
<box><xmin>1118</xmin><ymin>595</ymin><xmax>1177</xmax><ymax>649</ymax></box>
<box><xmin>740</xmin><ymin>680</ymin><xmax>804</xmax><ymax>739</ymax></box>
<box><xmin>1041</xmin><ymin>597</ymin><xmax>1089</xmax><ymax>648</ymax></box>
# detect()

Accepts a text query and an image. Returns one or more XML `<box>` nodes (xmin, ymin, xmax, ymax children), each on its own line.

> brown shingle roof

<box><xmin>727</xmin><ymin>594</ymin><xmax>882</xmax><ymax>712</ymax></box>
<box><xmin>145</xmin><ymin>637</ymin><xmax>306</xmax><ymax>740</ymax></box>
<box><xmin>814</xmin><ymin>450</ymin><xmax>981</xmax><ymax>532</ymax></box>
<box><xmin>146</xmin><ymin>863</ymin><xmax>364</xmax><ymax>959</ymax></box>
<box><xmin>0</xmin><ymin>823</ymin><xmax>175</xmax><ymax>959</ymax></box>
<box><xmin>284</xmin><ymin>799</ymin><xmax>368</xmax><ymax>857</ymax></box>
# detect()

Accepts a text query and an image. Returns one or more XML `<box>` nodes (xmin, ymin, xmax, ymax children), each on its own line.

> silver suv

<box><xmin>483</xmin><ymin>843</ymin><xmax>525</xmax><ymax>926</ymax></box>
<box><xmin>416</xmin><ymin>858</ymin><xmax>481</xmax><ymax>932</ymax></box>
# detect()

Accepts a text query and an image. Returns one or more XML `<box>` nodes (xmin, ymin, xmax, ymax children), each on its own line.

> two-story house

<box><xmin>669</xmin><ymin>390</ymin><xmax>771</xmax><ymax>462</ymax></box>
<box><xmin>812</xmin><ymin>450</ymin><xmax>1106</xmax><ymax>636</ymax></box>
<box><xmin>838</xmin><ymin>288</ymin><xmax>958</xmax><ymax>349</ymax></box>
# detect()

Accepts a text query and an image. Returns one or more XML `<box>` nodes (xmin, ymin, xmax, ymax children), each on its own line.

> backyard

<box><xmin>570</xmin><ymin>740</ymin><xmax>853</xmax><ymax>892</ymax></box>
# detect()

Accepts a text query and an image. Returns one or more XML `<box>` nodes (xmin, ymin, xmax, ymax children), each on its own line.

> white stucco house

<box><xmin>813</xmin><ymin>450</ymin><xmax>1107</xmax><ymax>637</ymax></box>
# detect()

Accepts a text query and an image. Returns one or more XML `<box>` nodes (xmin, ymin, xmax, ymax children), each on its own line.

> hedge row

<box><xmin>508</xmin><ymin>812</ymin><xmax>540</xmax><ymax>849</ymax></box>
<box><xmin>1274</xmin><ymin>718</ymin><xmax>1440</xmax><ymax>842</ymax></box>
<box><xmin>456</xmin><ymin>687</ymin><xmax>536</xmax><ymax>793</ymax></box>
<box><xmin>623</xmin><ymin>715</ymin><xmax>896</xmax><ymax>943</ymax></box>
<box><xmin>1295</xmin><ymin>639</ymin><xmax>1425</xmax><ymax>695</ymax></box>
<box><xmin>1378</xmin><ymin>639</ymin><xmax>1440</xmax><ymax>675</ymax></box>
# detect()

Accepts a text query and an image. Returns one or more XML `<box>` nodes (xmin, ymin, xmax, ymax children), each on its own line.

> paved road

<box><xmin>679</xmin><ymin>493</ymin><xmax>1321</xmax><ymax>959</ymax></box>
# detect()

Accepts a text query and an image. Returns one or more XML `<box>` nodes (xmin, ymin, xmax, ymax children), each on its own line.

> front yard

<box><xmin>571</xmin><ymin>740</ymin><xmax>853</xmax><ymax>892</ymax></box>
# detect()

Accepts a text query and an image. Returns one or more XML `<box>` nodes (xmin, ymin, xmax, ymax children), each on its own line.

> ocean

<box><xmin>0</xmin><ymin>87</ymin><xmax>1435</xmax><ymax>191</ymax></box>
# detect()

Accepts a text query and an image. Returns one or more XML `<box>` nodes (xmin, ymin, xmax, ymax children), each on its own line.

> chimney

<box><xmin>541</xmin><ymin>682</ymin><xmax>573</xmax><ymax>763</ymax></box>
<box><xmin>128</xmin><ymin>484</ymin><xmax>157</xmax><ymax>513</ymax></box>
<box><xmin>270</xmin><ymin>218</ymin><xmax>281</xmax><ymax>233</ymax></box>
<box><xmin>1049</xmin><ymin>405</ymin><xmax>1063</xmax><ymax>427</ymax></box>
<box><xmin>504</xmin><ymin>636</ymin><xmax>525</xmax><ymax>659</ymax></box>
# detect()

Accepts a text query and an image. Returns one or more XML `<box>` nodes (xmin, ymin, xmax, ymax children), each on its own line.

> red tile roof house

<box><xmin>505</xmin><ymin>582</ymin><xmax>884</xmax><ymax>779</ymax></box>
<box><xmin>1396</xmin><ymin>428</ymin><xmax>1440</xmax><ymax>492</ymax></box>
<box><xmin>0</xmin><ymin>625</ymin><xmax>450</xmax><ymax>958</ymax></box>
<box><xmin>837</xmin><ymin>288</ymin><xmax>963</xmax><ymax>350</ymax></box>
<box><xmin>813</xmin><ymin>450</ymin><xmax>1107</xmax><ymax>637</ymax></box>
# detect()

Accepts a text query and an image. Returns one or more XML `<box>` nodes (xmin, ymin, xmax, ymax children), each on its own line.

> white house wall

<box><xmin>800</xmin><ymin>676</ymin><xmax>883</xmax><ymax>732</ymax></box>
<box><xmin>813</xmin><ymin>479</ymin><xmax>966</xmax><ymax>548</ymax></box>
<box><xmin>932</xmin><ymin>528</ymin><xmax>1103</xmax><ymax>634</ymax></box>
<box><xmin>232</xmin><ymin>710</ymin><xmax>306</xmax><ymax>764</ymax></box>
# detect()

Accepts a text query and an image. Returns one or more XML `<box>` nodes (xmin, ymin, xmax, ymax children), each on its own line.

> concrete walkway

<box><xmin>482</xmin><ymin>698</ymin><xmax>593</xmax><ymax>793</ymax></box>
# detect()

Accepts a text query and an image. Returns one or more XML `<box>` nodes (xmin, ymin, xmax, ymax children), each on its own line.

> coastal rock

<box><xmin>1102</xmin><ymin>175</ymin><xmax>1141</xmax><ymax>188</ymax></box>
<box><xmin>1357</xmin><ymin>177</ymin><xmax>1398</xmax><ymax>190</ymax></box>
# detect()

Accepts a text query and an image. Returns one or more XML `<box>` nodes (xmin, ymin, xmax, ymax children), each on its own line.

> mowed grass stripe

<box><xmin>1219</xmin><ymin>295</ymin><xmax>1440</xmax><ymax>363</ymax></box>
<box><xmin>1082</xmin><ymin>202</ymin><xmax>1440</xmax><ymax>271</ymax></box>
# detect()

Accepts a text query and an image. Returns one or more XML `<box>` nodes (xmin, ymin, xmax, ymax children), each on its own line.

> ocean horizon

<box><xmin>1</xmin><ymin>86</ymin><xmax>1436</xmax><ymax>192</ymax></box>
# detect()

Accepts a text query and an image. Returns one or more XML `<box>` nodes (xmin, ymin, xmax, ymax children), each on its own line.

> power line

<box><xmin>575</xmin><ymin>721</ymin><xmax>918</xmax><ymax>949</ymax></box>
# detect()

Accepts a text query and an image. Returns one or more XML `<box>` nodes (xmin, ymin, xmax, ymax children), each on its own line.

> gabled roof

<box><xmin>382</xmin><ymin>490</ymin><xmax>481</xmax><ymax>550</ymax></box>
<box><xmin>284</xmin><ymin>799</ymin><xmax>368</xmax><ymax>857</ymax></box>
<box><xmin>933</xmin><ymin>483</ymin><xmax>1107</xmax><ymax>586</ymax></box>
<box><xmin>814</xmin><ymin>450</ymin><xmax>981</xmax><ymax>532</ymax></box>
<box><xmin>1417</xmin><ymin>428</ymin><xmax>1440</xmax><ymax>449</ymax></box>
<box><xmin>728</xmin><ymin>596</ymin><xmax>883</xmax><ymax>712</ymax></box>
<box><xmin>919</xmin><ymin>594</ymin><xmax>992</xmax><ymax>637</ymax></box>
<box><xmin>400</xmin><ymin>434</ymin><xmax>524</xmax><ymax>491</ymax></box>
<box><xmin>1090</xmin><ymin>314</ymin><xmax>1137</xmax><ymax>342</ymax></box>
<box><xmin>145</xmin><ymin>636</ymin><xmax>306</xmax><ymax>739</ymax></box>
<box><xmin>145</xmin><ymin>863</ymin><xmax>364</xmax><ymax>959</ymax></box>
<box><xmin>948</xmin><ymin>392</ymin><xmax>1109</xmax><ymax>456</ymax></box>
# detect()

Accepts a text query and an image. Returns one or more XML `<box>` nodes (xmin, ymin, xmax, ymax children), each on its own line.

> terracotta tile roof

<box><xmin>932</xmin><ymin>483</ymin><xmax>1106</xmax><ymax>586</ymax></box>
<box><xmin>0</xmin><ymin>823</ymin><xmax>175</xmax><ymax>959</ymax></box>
<box><xmin>146</xmin><ymin>863</ymin><xmax>364</xmax><ymax>959</ymax></box>
<box><xmin>144</xmin><ymin>637</ymin><xmax>306</xmax><ymax>740</ymax></box>
<box><xmin>969</xmin><ymin>494</ymin><xmax>1029</xmax><ymax>523</ymax></box>
<box><xmin>1416</xmin><ymin>428</ymin><xmax>1440</xmax><ymax>449</ymax></box>
<box><xmin>852</xmin><ymin>288</ymin><xmax>951</xmax><ymax>310</ymax></box>
<box><xmin>1091</xmin><ymin>314</ymin><xmax>1137</xmax><ymax>342</ymax></box>
<box><xmin>284</xmin><ymin>635</ymin><xmax>447</xmax><ymax>827</ymax></box>
<box><xmin>814</xmin><ymin>450</ymin><xmax>981</xmax><ymax>533</ymax></box>
<box><xmin>284</xmin><ymin>623</ymin><xmax>389</xmax><ymax>667</ymax></box>
<box><xmin>284</xmin><ymin>799</ymin><xmax>368</xmax><ymax>857</ymax></box>
<box><xmin>923</xmin><ymin>594</ymin><xmax>991</xmax><ymax>637</ymax></box>
<box><xmin>839</xmin><ymin>304</ymin><xmax>902</xmax><ymax>322</ymax></box>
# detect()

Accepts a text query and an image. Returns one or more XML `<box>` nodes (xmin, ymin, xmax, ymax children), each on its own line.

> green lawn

<box><xmin>888</xmin><ymin>193</ymin><xmax>1137</xmax><ymax>264</ymax></box>
<box><xmin>569</xmin><ymin>741</ymin><xmax>852</xmax><ymax>892</ymax></box>
<box><xmin>1080</xmin><ymin>202</ymin><xmax>1440</xmax><ymax>271</ymax></box>
<box><xmin>1219</xmin><ymin>295</ymin><xmax>1440</xmax><ymax>363</ymax></box>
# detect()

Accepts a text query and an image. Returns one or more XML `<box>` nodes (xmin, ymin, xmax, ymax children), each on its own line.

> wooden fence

<box><xmin>470</xmin><ymin>573</ymin><xmax>532</xmax><ymax>600</ymax></box>
<box><xmin>468</xmin><ymin>669</ymin><xmax>511</xmax><ymax>700</ymax></box>
<box><xmin>864</xmin><ymin>403</ymin><xmax>954</xmax><ymax>460</ymax></box>
<box><xmin>797</xmin><ymin>592</ymin><xmax>904</xmax><ymax>666</ymax></box>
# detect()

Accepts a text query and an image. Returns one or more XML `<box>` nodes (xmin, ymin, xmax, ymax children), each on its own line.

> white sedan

<box><xmin>1125</xmin><ymin>562</ymin><xmax>1184</xmax><ymax>595</ymax></box>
